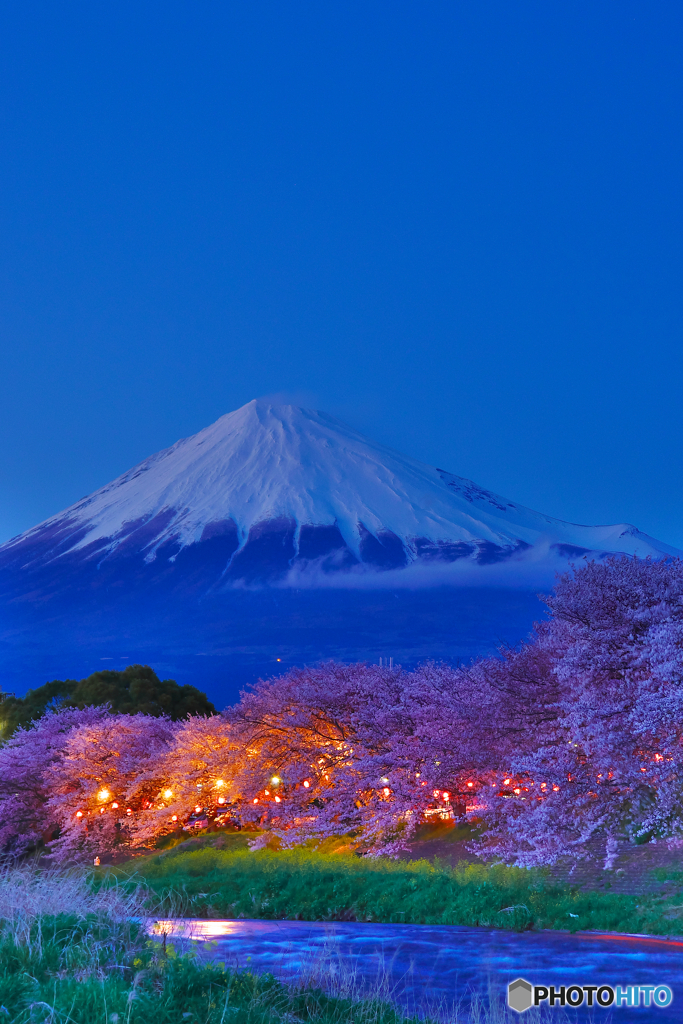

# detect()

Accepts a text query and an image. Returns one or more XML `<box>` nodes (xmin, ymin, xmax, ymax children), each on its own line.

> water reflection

<box><xmin>149</xmin><ymin>919</ymin><xmax>683</xmax><ymax>1023</ymax></box>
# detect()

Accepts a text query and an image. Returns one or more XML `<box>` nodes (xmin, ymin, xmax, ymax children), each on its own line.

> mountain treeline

<box><xmin>0</xmin><ymin>664</ymin><xmax>216</xmax><ymax>739</ymax></box>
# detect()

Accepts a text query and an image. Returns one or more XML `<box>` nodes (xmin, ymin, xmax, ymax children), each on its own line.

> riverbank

<box><xmin>2</xmin><ymin>859</ymin><xmax>681</xmax><ymax>1023</ymax></box>
<box><xmin>0</xmin><ymin>863</ymin><xmax>445</xmax><ymax>1023</ymax></box>
<box><xmin>0</xmin><ymin>914</ymin><xmax>435</xmax><ymax>1024</ymax></box>
<box><xmin>105</xmin><ymin>831</ymin><xmax>683</xmax><ymax>936</ymax></box>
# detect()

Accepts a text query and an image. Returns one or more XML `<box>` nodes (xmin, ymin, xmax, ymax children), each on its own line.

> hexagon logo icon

<box><xmin>508</xmin><ymin>978</ymin><xmax>533</xmax><ymax>1013</ymax></box>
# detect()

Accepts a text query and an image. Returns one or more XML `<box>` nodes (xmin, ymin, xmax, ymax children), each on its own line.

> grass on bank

<box><xmin>0</xmin><ymin>912</ymin><xmax>436</xmax><ymax>1024</ymax></box>
<box><xmin>106</xmin><ymin>832</ymin><xmax>682</xmax><ymax>935</ymax></box>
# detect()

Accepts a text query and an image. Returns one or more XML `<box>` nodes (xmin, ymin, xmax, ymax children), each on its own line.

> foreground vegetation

<box><xmin>0</xmin><ymin>914</ymin><xmax>428</xmax><ymax>1024</ymax></box>
<box><xmin>107</xmin><ymin>833</ymin><xmax>681</xmax><ymax>935</ymax></box>
<box><xmin>0</xmin><ymin>862</ymin><xmax>551</xmax><ymax>1024</ymax></box>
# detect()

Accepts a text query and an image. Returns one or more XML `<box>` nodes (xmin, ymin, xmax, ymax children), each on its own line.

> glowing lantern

<box><xmin>253</xmin><ymin>798</ymin><xmax>259</xmax><ymax>804</ymax></box>
<box><xmin>218</xmin><ymin>796</ymin><xmax>226</xmax><ymax>804</ymax></box>
<box><xmin>195</xmin><ymin>805</ymin><xmax>201</xmax><ymax>813</ymax></box>
<box><xmin>271</xmin><ymin>776</ymin><xmax>280</xmax><ymax>785</ymax></box>
<box><xmin>303</xmin><ymin>781</ymin><xmax>310</xmax><ymax>788</ymax></box>
<box><xmin>380</xmin><ymin>777</ymin><xmax>389</xmax><ymax>784</ymax></box>
<box><xmin>163</xmin><ymin>789</ymin><xmax>173</xmax><ymax>800</ymax></box>
<box><xmin>552</xmin><ymin>785</ymin><xmax>560</xmax><ymax>792</ymax></box>
<box><xmin>443</xmin><ymin>792</ymin><xmax>450</xmax><ymax>801</ymax></box>
<box><xmin>466</xmin><ymin>782</ymin><xmax>474</xmax><ymax>788</ymax></box>
<box><xmin>503</xmin><ymin>778</ymin><xmax>511</xmax><ymax>785</ymax></box>
<box><xmin>433</xmin><ymin>790</ymin><xmax>440</xmax><ymax>798</ymax></box>
<box><xmin>97</xmin><ymin>788</ymin><xmax>110</xmax><ymax>802</ymax></box>
<box><xmin>100</xmin><ymin>808</ymin><xmax>105</xmax><ymax>814</ymax></box>
<box><xmin>76</xmin><ymin>811</ymin><xmax>83</xmax><ymax>818</ymax></box>
<box><xmin>171</xmin><ymin>815</ymin><xmax>178</xmax><ymax>821</ymax></box>
<box><xmin>111</xmin><ymin>802</ymin><xmax>119</xmax><ymax>809</ymax></box>
<box><xmin>126</xmin><ymin>808</ymin><xmax>133</xmax><ymax>815</ymax></box>
<box><xmin>216</xmin><ymin>779</ymin><xmax>225</xmax><ymax>787</ymax></box>
<box><xmin>274</xmin><ymin>795</ymin><xmax>281</xmax><ymax>803</ymax></box>
<box><xmin>264</xmin><ymin>790</ymin><xmax>270</xmax><ymax>796</ymax></box>
<box><xmin>383</xmin><ymin>787</ymin><xmax>390</xmax><ymax>796</ymax></box>
<box><xmin>514</xmin><ymin>788</ymin><xmax>521</xmax><ymax>795</ymax></box>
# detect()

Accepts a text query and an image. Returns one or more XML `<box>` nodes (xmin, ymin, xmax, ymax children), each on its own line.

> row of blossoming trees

<box><xmin>2</xmin><ymin>555</ymin><xmax>683</xmax><ymax>867</ymax></box>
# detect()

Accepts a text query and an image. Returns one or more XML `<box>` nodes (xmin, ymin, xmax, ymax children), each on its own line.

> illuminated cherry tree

<box><xmin>227</xmin><ymin>659</ymin><xmax>510</xmax><ymax>854</ymax></box>
<box><xmin>129</xmin><ymin>713</ymin><xmax>241</xmax><ymax>847</ymax></box>
<box><xmin>46</xmin><ymin>712</ymin><xmax>175</xmax><ymax>861</ymax></box>
<box><xmin>0</xmin><ymin>706</ymin><xmax>110</xmax><ymax>857</ymax></box>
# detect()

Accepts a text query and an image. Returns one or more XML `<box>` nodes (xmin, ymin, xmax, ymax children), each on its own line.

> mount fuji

<box><xmin>1</xmin><ymin>400</ymin><xmax>678</xmax><ymax>702</ymax></box>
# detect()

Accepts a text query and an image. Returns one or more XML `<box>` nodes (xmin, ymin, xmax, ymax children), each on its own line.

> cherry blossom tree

<box><xmin>227</xmin><ymin>659</ymin><xmax>511</xmax><ymax>854</ymax></box>
<box><xmin>472</xmin><ymin>556</ymin><xmax>683</xmax><ymax>867</ymax></box>
<box><xmin>0</xmin><ymin>706</ymin><xmax>109</xmax><ymax>857</ymax></box>
<box><xmin>129</xmin><ymin>713</ymin><xmax>241</xmax><ymax>847</ymax></box>
<box><xmin>46</xmin><ymin>712</ymin><xmax>176</xmax><ymax>861</ymax></box>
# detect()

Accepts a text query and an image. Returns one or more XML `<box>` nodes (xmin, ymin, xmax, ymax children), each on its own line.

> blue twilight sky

<box><xmin>1</xmin><ymin>2</ymin><xmax>683</xmax><ymax>548</ymax></box>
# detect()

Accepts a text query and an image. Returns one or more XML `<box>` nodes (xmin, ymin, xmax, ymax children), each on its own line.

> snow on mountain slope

<box><xmin>1</xmin><ymin>400</ymin><xmax>679</xmax><ymax>590</ymax></box>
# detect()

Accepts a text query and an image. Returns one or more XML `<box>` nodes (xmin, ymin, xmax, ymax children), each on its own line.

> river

<box><xmin>151</xmin><ymin>918</ymin><xmax>683</xmax><ymax>1022</ymax></box>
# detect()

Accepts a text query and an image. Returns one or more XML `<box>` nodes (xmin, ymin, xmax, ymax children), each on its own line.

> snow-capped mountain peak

<box><xmin>1</xmin><ymin>399</ymin><xmax>678</xmax><ymax>587</ymax></box>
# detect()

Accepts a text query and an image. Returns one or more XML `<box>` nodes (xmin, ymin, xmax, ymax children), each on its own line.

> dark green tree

<box><xmin>0</xmin><ymin>665</ymin><xmax>216</xmax><ymax>739</ymax></box>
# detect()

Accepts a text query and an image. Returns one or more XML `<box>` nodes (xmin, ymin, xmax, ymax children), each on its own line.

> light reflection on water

<box><xmin>149</xmin><ymin>919</ymin><xmax>683</xmax><ymax>1023</ymax></box>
